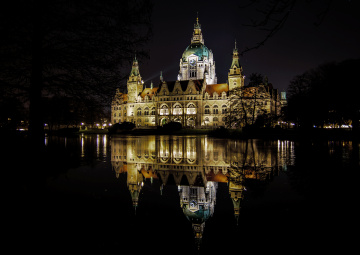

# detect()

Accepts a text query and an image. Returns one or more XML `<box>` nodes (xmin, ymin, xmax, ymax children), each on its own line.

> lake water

<box><xmin>7</xmin><ymin>134</ymin><xmax>358</xmax><ymax>254</ymax></box>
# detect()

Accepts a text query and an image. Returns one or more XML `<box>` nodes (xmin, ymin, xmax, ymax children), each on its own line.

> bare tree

<box><xmin>226</xmin><ymin>86</ymin><xmax>268</xmax><ymax>128</ymax></box>
<box><xmin>0</xmin><ymin>0</ymin><xmax>152</xmax><ymax>144</ymax></box>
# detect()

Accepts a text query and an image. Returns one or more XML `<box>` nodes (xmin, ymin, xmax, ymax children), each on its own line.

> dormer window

<box><xmin>213</xmin><ymin>92</ymin><xmax>219</xmax><ymax>99</ymax></box>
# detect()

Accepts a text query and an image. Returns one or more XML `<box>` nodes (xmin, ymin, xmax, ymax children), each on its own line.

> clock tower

<box><xmin>127</xmin><ymin>56</ymin><xmax>144</xmax><ymax>103</ymax></box>
<box><xmin>228</xmin><ymin>41</ymin><xmax>244</xmax><ymax>91</ymax></box>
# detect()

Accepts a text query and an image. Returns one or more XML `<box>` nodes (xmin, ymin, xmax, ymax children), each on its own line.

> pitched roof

<box><xmin>158</xmin><ymin>79</ymin><xmax>204</xmax><ymax>93</ymax></box>
<box><xmin>206</xmin><ymin>169</ymin><xmax>228</xmax><ymax>182</ymax></box>
<box><xmin>192</xmin><ymin>79</ymin><xmax>204</xmax><ymax>91</ymax></box>
<box><xmin>205</xmin><ymin>83</ymin><xmax>228</xmax><ymax>96</ymax></box>
<box><xmin>113</xmin><ymin>92</ymin><xmax>128</xmax><ymax>103</ymax></box>
<box><xmin>140</xmin><ymin>87</ymin><xmax>159</xmax><ymax>99</ymax></box>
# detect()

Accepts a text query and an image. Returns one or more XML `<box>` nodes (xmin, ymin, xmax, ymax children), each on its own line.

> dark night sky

<box><xmin>138</xmin><ymin>0</ymin><xmax>360</xmax><ymax>92</ymax></box>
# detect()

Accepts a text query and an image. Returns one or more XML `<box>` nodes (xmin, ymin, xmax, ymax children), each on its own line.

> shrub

<box><xmin>162</xmin><ymin>121</ymin><xmax>182</xmax><ymax>131</ymax></box>
<box><xmin>108</xmin><ymin>122</ymin><xmax>135</xmax><ymax>133</ymax></box>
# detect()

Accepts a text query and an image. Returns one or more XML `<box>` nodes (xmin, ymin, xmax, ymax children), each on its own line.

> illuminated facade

<box><xmin>111</xmin><ymin>136</ymin><xmax>294</xmax><ymax>248</ymax></box>
<box><xmin>111</xmin><ymin>18</ymin><xmax>283</xmax><ymax>128</ymax></box>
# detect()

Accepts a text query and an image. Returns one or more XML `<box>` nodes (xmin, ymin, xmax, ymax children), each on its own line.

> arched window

<box><xmin>137</xmin><ymin>108</ymin><xmax>142</xmax><ymax>116</ymax></box>
<box><xmin>189</xmin><ymin>59</ymin><xmax>197</xmax><ymax>78</ymax></box>
<box><xmin>151</xmin><ymin>107</ymin><xmax>156</xmax><ymax>115</ymax></box>
<box><xmin>204</xmin><ymin>105</ymin><xmax>210</xmax><ymax>114</ymax></box>
<box><xmin>160</xmin><ymin>104</ymin><xmax>169</xmax><ymax>115</ymax></box>
<box><xmin>173</xmin><ymin>104</ymin><xmax>182</xmax><ymax>115</ymax></box>
<box><xmin>144</xmin><ymin>107</ymin><xmax>149</xmax><ymax>115</ymax></box>
<box><xmin>213</xmin><ymin>105</ymin><xmax>218</xmax><ymax>114</ymax></box>
<box><xmin>222</xmin><ymin>105</ymin><xmax>227</xmax><ymax>114</ymax></box>
<box><xmin>187</xmin><ymin>103</ymin><xmax>196</xmax><ymax>115</ymax></box>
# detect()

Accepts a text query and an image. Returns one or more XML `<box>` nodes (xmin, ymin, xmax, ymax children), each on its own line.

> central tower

<box><xmin>178</xmin><ymin>17</ymin><xmax>217</xmax><ymax>84</ymax></box>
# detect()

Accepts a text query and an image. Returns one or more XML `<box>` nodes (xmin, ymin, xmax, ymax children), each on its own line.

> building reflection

<box><xmin>111</xmin><ymin>136</ymin><xmax>294</xmax><ymax>249</ymax></box>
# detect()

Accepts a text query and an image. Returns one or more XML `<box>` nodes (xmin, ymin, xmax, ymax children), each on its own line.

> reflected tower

<box><xmin>110</xmin><ymin>136</ymin><xmax>294</xmax><ymax>250</ymax></box>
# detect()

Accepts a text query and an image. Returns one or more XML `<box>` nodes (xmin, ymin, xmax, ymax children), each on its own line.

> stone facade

<box><xmin>111</xmin><ymin>18</ymin><xmax>283</xmax><ymax>128</ymax></box>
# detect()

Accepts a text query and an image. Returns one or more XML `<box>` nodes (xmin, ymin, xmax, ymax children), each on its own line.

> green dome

<box><xmin>182</xmin><ymin>43</ymin><xmax>209</xmax><ymax>61</ymax></box>
<box><xmin>183</xmin><ymin>206</ymin><xmax>211</xmax><ymax>223</ymax></box>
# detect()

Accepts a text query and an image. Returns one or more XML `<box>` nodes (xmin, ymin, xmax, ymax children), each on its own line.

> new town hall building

<box><xmin>111</xmin><ymin>18</ymin><xmax>284</xmax><ymax>128</ymax></box>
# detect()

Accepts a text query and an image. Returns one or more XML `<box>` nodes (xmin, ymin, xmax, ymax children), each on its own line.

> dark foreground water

<box><xmin>5</xmin><ymin>134</ymin><xmax>359</xmax><ymax>254</ymax></box>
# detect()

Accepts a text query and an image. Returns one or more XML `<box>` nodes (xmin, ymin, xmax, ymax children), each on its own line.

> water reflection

<box><xmin>111</xmin><ymin>135</ymin><xmax>295</xmax><ymax>249</ymax></box>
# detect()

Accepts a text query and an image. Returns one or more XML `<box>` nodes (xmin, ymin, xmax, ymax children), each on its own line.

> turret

<box><xmin>228</xmin><ymin>41</ymin><xmax>244</xmax><ymax>90</ymax></box>
<box><xmin>191</xmin><ymin>14</ymin><xmax>204</xmax><ymax>44</ymax></box>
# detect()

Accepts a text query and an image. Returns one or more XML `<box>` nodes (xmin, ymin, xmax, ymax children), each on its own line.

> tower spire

<box><xmin>231</xmin><ymin>40</ymin><xmax>240</xmax><ymax>69</ymax></box>
<box><xmin>191</xmin><ymin>14</ymin><xmax>204</xmax><ymax>44</ymax></box>
<box><xmin>130</xmin><ymin>55</ymin><xmax>140</xmax><ymax>76</ymax></box>
<box><xmin>228</xmin><ymin>40</ymin><xmax>244</xmax><ymax>90</ymax></box>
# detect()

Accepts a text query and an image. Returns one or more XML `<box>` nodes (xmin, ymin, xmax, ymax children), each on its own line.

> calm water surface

<box><xmin>9</xmin><ymin>134</ymin><xmax>358</xmax><ymax>254</ymax></box>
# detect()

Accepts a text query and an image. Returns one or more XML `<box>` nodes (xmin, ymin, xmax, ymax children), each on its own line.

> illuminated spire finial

<box><xmin>231</xmin><ymin>41</ymin><xmax>240</xmax><ymax>69</ymax></box>
<box><xmin>192</xmin><ymin>12</ymin><xmax>203</xmax><ymax>44</ymax></box>
<box><xmin>130</xmin><ymin>53</ymin><xmax>140</xmax><ymax>76</ymax></box>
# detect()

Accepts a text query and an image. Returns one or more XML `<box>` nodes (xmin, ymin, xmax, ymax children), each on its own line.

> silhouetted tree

<box><xmin>42</xmin><ymin>96</ymin><xmax>106</xmax><ymax>130</ymax></box>
<box><xmin>247</xmin><ymin>73</ymin><xmax>264</xmax><ymax>87</ymax></box>
<box><xmin>226</xmin><ymin>87</ymin><xmax>248</xmax><ymax>128</ymax></box>
<box><xmin>0</xmin><ymin>96</ymin><xmax>27</xmax><ymax>131</ymax></box>
<box><xmin>286</xmin><ymin>59</ymin><xmax>360</xmax><ymax>131</ymax></box>
<box><xmin>226</xmin><ymin>85</ymin><xmax>271</xmax><ymax>128</ymax></box>
<box><xmin>0</xmin><ymin>0</ymin><xmax>152</xmax><ymax>144</ymax></box>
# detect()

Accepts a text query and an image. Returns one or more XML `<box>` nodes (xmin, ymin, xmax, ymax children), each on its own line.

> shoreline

<box><xmin>4</xmin><ymin>127</ymin><xmax>359</xmax><ymax>141</ymax></box>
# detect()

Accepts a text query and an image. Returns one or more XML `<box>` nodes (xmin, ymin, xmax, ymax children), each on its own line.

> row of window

<box><xmin>114</xmin><ymin>107</ymin><xmax>228</xmax><ymax>117</ymax></box>
<box><xmin>115</xmin><ymin>104</ymin><xmax>226</xmax><ymax>111</ymax></box>
<box><xmin>159</xmin><ymin>96</ymin><xmax>198</xmax><ymax>101</ymax></box>
<box><xmin>114</xmin><ymin>94</ymin><xmax>228</xmax><ymax>109</ymax></box>
<box><xmin>204</xmin><ymin>117</ymin><xmax>226</xmax><ymax>122</ymax></box>
<box><xmin>204</xmin><ymin>105</ymin><xmax>227</xmax><ymax>114</ymax></box>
